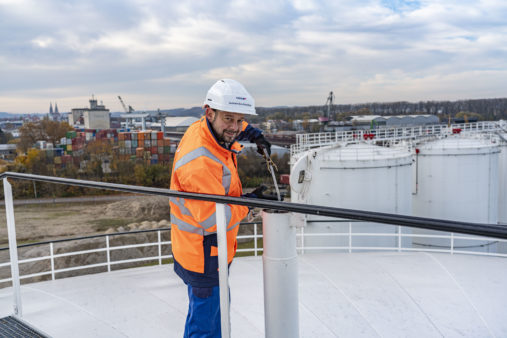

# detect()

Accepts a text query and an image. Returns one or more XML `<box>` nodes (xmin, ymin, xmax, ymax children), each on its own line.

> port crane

<box><xmin>118</xmin><ymin>96</ymin><xmax>135</xmax><ymax>114</ymax></box>
<box><xmin>117</xmin><ymin>96</ymin><xmax>148</xmax><ymax>130</ymax></box>
<box><xmin>324</xmin><ymin>91</ymin><xmax>335</xmax><ymax>118</ymax></box>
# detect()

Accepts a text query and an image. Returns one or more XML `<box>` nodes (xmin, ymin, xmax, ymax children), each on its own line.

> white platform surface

<box><xmin>1</xmin><ymin>252</ymin><xmax>506</xmax><ymax>337</ymax></box>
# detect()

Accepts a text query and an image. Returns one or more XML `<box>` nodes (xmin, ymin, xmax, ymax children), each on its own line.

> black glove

<box><xmin>254</xmin><ymin>135</ymin><xmax>271</xmax><ymax>156</ymax></box>
<box><xmin>244</xmin><ymin>185</ymin><xmax>283</xmax><ymax>201</ymax></box>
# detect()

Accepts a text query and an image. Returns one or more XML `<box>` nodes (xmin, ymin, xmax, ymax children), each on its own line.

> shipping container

<box><xmin>66</xmin><ymin>131</ymin><xmax>77</xmax><ymax>139</ymax></box>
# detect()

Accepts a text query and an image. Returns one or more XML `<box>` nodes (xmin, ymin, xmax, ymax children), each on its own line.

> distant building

<box><xmin>0</xmin><ymin>144</ymin><xmax>17</xmax><ymax>160</ymax></box>
<box><xmin>69</xmin><ymin>96</ymin><xmax>110</xmax><ymax>129</ymax></box>
<box><xmin>162</xmin><ymin>116</ymin><xmax>199</xmax><ymax>132</ymax></box>
<box><xmin>48</xmin><ymin>102</ymin><xmax>62</xmax><ymax>121</ymax></box>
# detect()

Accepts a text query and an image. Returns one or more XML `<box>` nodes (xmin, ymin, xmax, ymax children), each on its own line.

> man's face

<box><xmin>206</xmin><ymin>108</ymin><xmax>245</xmax><ymax>144</ymax></box>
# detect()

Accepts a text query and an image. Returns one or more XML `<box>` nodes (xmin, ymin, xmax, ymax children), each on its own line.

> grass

<box><xmin>87</xmin><ymin>218</ymin><xmax>132</xmax><ymax>232</ymax></box>
<box><xmin>236</xmin><ymin>238</ymin><xmax>264</xmax><ymax>257</ymax></box>
<box><xmin>47</xmin><ymin>211</ymin><xmax>80</xmax><ymax>218</ymax></box>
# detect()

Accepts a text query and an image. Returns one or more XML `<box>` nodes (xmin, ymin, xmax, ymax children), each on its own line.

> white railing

<box><xmin>297</xmin><ymin>222</ymin><xmax>507</xmax><ymax>257</ymax></box>
<box><xmin>0</xmin><ymin>222</ymin><xmax>263</xmax><ymax>285</ymax></box>
<box><xmin>291</xmin><ymin>121</ymin><xmax>504</xmax><ymax>156</ymax></box>
<box><xmin>2</xmin><ymin>221</ymin><xmax>506</xmax><ymax>286</ymax></box>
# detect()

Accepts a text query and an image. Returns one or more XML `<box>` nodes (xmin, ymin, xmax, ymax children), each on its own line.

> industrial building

<box><xmin>68</xmin><ymin>96</ymin><xmax>110</xmax><ymax>129</ymax></box>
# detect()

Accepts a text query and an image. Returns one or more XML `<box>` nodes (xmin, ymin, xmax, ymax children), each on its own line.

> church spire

<box><xmin>49</xmin><ymin>102</ymin><xmax>53</xmax><ymax>114</ymax></box>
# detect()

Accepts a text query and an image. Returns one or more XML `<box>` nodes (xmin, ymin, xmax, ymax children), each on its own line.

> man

<box><xmin>170</xmin><ymin>79</ymin><xmax>271</xmax><ymax>337</ymax></box>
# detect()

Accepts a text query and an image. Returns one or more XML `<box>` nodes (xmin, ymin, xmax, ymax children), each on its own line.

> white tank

<box><xmin>499</xmin><ymin>134</ymin><xmax>507</xmax><ymax>225</ymax></box>
<box><xmin>412</xmin><ymin>137</ymin><xmax>500</xmax><ymax>252</ymax></box>
<box><xmin>290</xmin><ymin>143</ymin><xmax>413</xmax><ymax>250</ymax></box>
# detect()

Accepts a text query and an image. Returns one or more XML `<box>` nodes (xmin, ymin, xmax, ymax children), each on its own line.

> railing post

<box><xmin>157</xmin><ymin>230</ymin><xmax>162</xmax><ymax>265</ymax></box>
<box><xmin>3</xmin><ymin>178</ymin><xmax>22</xmax><ymax>317</ymax></box>
<box><xmin>451</xmin><ymin>233</ymin><xmax>454</xmax><ymax>254</ymax></box>
<box><xmin>300</xmin><ymin>227</ymin><xmax>305</xmax><ymax>255</ymax></box>
<box><xmin>216</xmin><ymin>203</ymin><xmax>230</xmax><ymax>338</ymax></box>
<box><xmin>262</xmin><ymin>210</ymin><xmax>299</xmax><ymax>338</ymax></box>
<box><xmin>398</xmin><ymin>226</ymin><xmax>402</xmax><ymax>252</ymax></box>
<box><xmin>254</xmin><ymin>223</ymin><xmax>258</xmax><ymax>257</ymax></box>
<box><xmin>106</xmin><ymin>235</ymin><xmax>111</xmax><ymax>272</ymax></box>
<box><xmin>348</xmin><ymin>222</ymin><xmax>352</xmax><ymax>253</ymax></box>
<box><xmin>50</xmin><ymin>242</ymin><xmax>55</xmax><ymax>280</ymax></box>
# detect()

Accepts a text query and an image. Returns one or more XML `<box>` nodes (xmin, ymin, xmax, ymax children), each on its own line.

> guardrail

<box><xmin>291</xmin><ymin>120</ymin><xmax>504</xmax><ymax>156</ymax></box>
<box><xmin>0</xmin><ymin>223</ymin><xmax>263</xmax><ymax>285</ymax></box>
<box><xmin>1</xmin><ymin>172</ymin><xmax>507</xmax><ymax>338</ymax></box>
<box><xmin>2</xmin><ymin>220</ymin><xmax>506</xmax><ymax>287</ymax></box>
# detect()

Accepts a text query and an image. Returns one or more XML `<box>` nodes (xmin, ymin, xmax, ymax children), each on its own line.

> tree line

<box><xmin>250</xmin><ymin>97</ymin><xmax>507</xmax><ymax>122</ymax></box>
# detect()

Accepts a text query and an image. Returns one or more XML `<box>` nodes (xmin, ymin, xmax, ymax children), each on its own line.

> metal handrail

<box><xmin>1</xmin><ymin>172</ymin><xmax>506</xmax><ymax>239</ymax></box>
<box><xmin>2</xmin><ymin>171</ymin><xmax>506</xmax><ymax>338</ymax></box>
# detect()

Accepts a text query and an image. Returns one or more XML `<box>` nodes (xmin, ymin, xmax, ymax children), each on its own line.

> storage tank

<box><xmin>412</xmin><ymin>137</ymin><xmax>500</xmax><ymax>252</ymax></box>
<box><xmin>290</xmin><ymin>143</ymin><xmax>413</xmax><ymax>251</ymax></box>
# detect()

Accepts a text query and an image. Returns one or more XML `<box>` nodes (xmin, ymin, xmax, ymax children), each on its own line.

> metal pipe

<box><xmin>3</xmin><ymin>178</ymin><xmax>22</xmax><ymax>316</ymax></box>
<box><xmin>216</xmin><ymin>203</ymin><xmax>230</xmax><ymax>338</ymax></box>
<box><xmin>262</xmin><ymin>210</ymin><xmax>299</xmax><ymax>338</ymax></box>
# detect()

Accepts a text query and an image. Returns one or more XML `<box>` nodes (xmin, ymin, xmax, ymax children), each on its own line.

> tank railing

<box><xmin>297</xmin><ymin>221</ymin><xmax>507</xmax><ymax>257</ymax></box>
<box><xmin>2</xmin><ymin>172</ymin><xmax>507</xmax><ymax>338</ymax></box>
<box><xmin>291</xmin><ymin>120</ymin><xmax>504</xmax><ymax>155</ymax></box>
<box><xmin>0</xmin><ymin>222</ymin><xmax>262</xmax><ymax>285</ymax></box>
<box><xmin>1</xmin><ymin>220</ymin><xmax>505</xmax><ymax>287</ymax></box>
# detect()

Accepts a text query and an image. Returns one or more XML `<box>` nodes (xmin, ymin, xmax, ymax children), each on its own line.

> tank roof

<box><xmin>2</xmin><ymin>252</ymin><xmax>506</xmax><ymax>337</ymax></box>
<box><xmin>418</xmin><ymin>137</ymin><xmax>500</xmax><ymax>155</ymax></box>
<box><xmin>320</xmin><ymin>143</ymin><xmax>411</xmax><ymax>162</ymax></box>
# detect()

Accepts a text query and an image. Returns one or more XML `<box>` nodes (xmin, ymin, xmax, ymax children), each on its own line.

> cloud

<box><xmin>1</xmin><ymin>0</ymin><xmax>507</xmax><ymax>113</ymax></box>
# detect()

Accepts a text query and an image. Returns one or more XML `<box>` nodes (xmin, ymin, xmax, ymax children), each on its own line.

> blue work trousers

<box><xmin>184</xmin><ymin>285</ymin><xmax>222</xmax><ymax>338</ymax></box>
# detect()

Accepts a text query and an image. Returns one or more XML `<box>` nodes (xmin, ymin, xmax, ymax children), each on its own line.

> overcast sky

<box><xmin>1</xmin><ymin>0</ymin><xmax>507</xmax><ymax>114</ymax></box>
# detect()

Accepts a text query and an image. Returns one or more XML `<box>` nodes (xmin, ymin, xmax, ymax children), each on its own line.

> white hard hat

<box><xmin>204</xmin><ymin>79</ymin><xmax>256</xmax><ymax>115</ymax></box>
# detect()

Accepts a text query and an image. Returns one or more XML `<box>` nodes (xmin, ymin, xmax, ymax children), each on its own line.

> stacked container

<box><xmin>117</xmin><ymin>131</ymin><xmax>173</xmax><ymax>164</ymax></box>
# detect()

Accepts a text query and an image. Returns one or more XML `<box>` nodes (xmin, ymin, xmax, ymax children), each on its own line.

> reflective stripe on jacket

<box><xmin>170</xmin><ymin>116</ymin><xmax>248</xmax><ymax>287</ymax></box>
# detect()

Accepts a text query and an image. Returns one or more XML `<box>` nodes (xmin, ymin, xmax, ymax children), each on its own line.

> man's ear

<box><xmin>204</xmin><ymin>106</ymin><xmax>215</xmax><ymax>122</ymax></box>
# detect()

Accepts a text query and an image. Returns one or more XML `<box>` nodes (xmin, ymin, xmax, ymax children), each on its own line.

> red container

<box><xmin>280</xmin><ymin>174</ymin><xmax>290</xmax><ymax>185</ymax></box>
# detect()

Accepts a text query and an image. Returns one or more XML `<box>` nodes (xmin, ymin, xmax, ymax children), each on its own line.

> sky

<box><xmin>1</xmin><ymin>0</ymin><xmax>507</xmax><ymax>114</ymax></box>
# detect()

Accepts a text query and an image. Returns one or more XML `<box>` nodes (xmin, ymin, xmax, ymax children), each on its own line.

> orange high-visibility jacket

<box><xmin>170</xmin><ymin>116</ymin><xmax>249</xmax><ymax>287</ymax></box>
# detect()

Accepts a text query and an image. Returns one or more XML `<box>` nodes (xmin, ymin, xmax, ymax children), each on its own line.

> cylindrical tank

<box><xmin>290</xmin><ymin>143</ymin><xmax>413</xmax><ymax>250</ymax></box>
<box><xmin>498</xmin><ymin>134</ymin><xmax>507</xmax><ymax>225</ymax></box>
<box><xmin>412</xmin><ymin>137</ymin><xmax>500</xmax><ymax>252</ymax></box>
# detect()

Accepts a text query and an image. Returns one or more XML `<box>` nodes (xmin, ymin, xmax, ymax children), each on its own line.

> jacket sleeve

<box><xmin>236</xmin><ymin>121</ymin><xmax>263</xmax><ymax>142</ymax></box>
<box><xmin>172</xmin><ymin>155</ymin><xmax>248</xmax><ymax>232</ymax></box>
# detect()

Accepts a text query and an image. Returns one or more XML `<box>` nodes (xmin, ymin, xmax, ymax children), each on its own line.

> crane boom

<box><xmin>118</xmin><ymin>96</ymin><xmax>135</xmax><ymax>113</ymax></box>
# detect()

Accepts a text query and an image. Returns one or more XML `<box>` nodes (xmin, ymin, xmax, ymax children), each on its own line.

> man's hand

<box><xmin>254</xmin><ymin>135</ymin><xmax>271</xmax><ymax>156</ymax></box>
<box><xmin>244</xmin><ymin>185</ymin><xmax>283</xmax><ymax>201</ymax></box>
